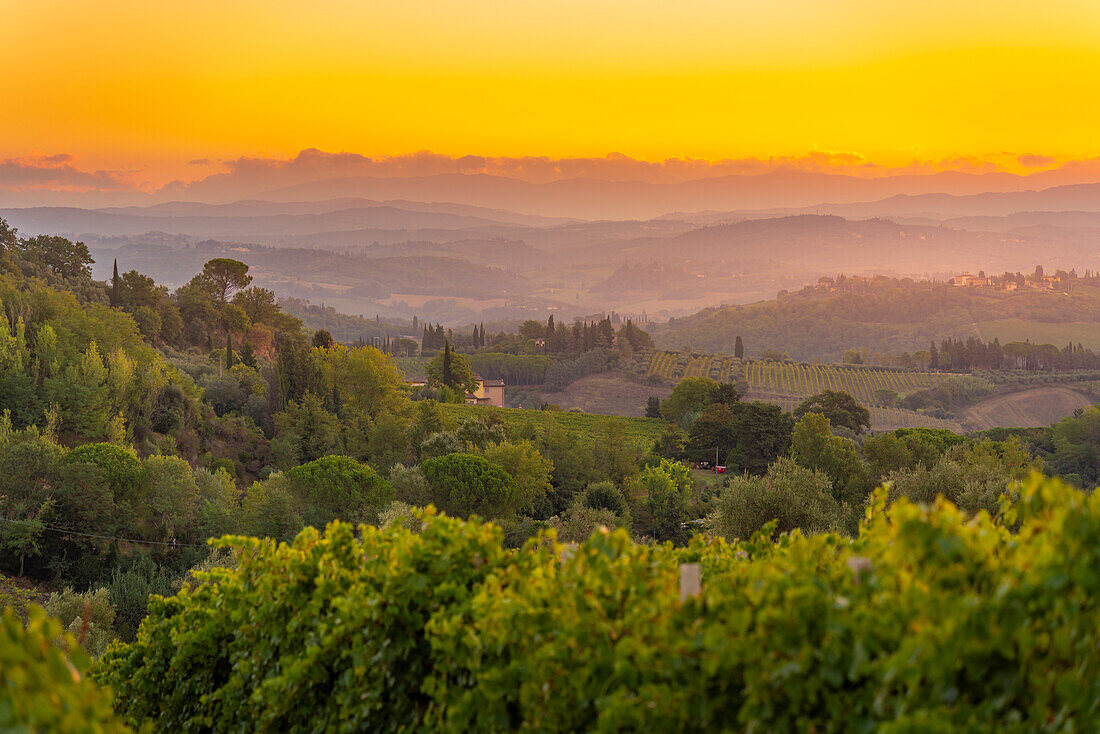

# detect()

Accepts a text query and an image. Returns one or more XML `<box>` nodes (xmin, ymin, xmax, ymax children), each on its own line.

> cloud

<box><xmin>171</xmin><ymin>147</ymin><xmax>1025</xmax><ymax>200</ymax></box>
<box><xmin>1018</xmin><ymin>153</ymin><xmax>1056</xmax><ymax>168</ymax></box>
<box><xmin>189</xmin><ymin>158</ymin><xmax>212</xmax><ymax>166</ymax></box>
<box><xmin>0</xmin><ymin>154</ymin><xmax>134</xmax><ymax>192</ymax></box>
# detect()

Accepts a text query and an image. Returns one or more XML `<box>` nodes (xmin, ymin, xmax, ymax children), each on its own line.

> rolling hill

<box><xmin>652</xmin><ymin>277</ymin><xmax>1100</xmax><ymax>361</ymax></box>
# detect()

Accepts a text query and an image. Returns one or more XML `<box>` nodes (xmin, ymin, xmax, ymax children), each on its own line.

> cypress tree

<box><xmin>240</xmin><ymin>342</ymin><xmax>257</xmax><ymax>370</ymax></box>
<box><xmin>225</xmin><ymin>332</ymin><xmax>235</xmax><ymax>370</ymax></box>
<box><xmin>442</xmin><ymin>341</ymin><xmax>453</xmax><ymax>389</ymax></box>
<box><xmin>734</xmin><ymin>335</ymin><xmax>744</xmax><ymax>359</ymax></box>
<box><xmin>110</xmin><ymin>259</ymin><xmax>121</xmax><ymax>307</ymax></box>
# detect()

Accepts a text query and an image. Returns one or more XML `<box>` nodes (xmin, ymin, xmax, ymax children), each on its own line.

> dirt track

<box><xmin>962</xmin><ymin>387</ymin><xmax>1094</xmax><ymax>430</ymax></box>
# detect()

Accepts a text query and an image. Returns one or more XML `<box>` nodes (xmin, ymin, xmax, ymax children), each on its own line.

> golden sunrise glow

<box><xmin>4</xmin><ymin>0</ymin><xmax>1100</xmax><ymax>184</ymax></box>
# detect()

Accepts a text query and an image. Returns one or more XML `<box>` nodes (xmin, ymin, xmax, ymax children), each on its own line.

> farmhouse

<box><xmin>467</xmin><ymin>377</ymin><xmax>505</xmax><ymax>407</ymax></box>
<box><xmin>405</xmin><ymin>376</ymin><xmax>505</xmax><ymax>407</ymax></box>
<box><xmin>952</xmin><ymin>273</ymin><xmax>988</xmax><ymax>287</ymax></box>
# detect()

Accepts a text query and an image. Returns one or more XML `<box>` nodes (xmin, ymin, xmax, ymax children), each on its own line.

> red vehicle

<box><xmin>713</xmin><ymin>465</ymin><xmax>726</xmax><ymax>474</ymax></box>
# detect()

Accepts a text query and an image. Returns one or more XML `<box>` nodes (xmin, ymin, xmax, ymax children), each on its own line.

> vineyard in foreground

<box><xmin>68</xmin><ymin>475</ymin><xmax>1100</xmax><ymax>731</ymax></box>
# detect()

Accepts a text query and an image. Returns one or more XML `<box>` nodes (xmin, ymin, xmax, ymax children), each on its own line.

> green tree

<box><xmin>734</xmin><ymin>335</ymin><xmax>744</xmax><ymax>359</ymax></box>
<box><xmin>645</xmin><ymin>395</ymin><xmax>662</xmax><ymax>419</ymax></box>
<box><xmin>420</xmin><ymin>453</ymin><xmax>522</xmax><ymax>519</ymax></box>
<box><xmin>583</xmin><ymin>480</ymin><xmax>630</xmax><ymax>524</ymax></box>
<box><xmin>480</xmin><ymin>440</ymin><xmax>553</xmax><ymax>514</ymax></box>
<box><xmin>225</xmin><ymin>332</ymin><xmax>235</xmax><ymax>370</ymax></box>
<box><xmin>285</xmin><ymin>455</ymin><xmax>394</xmax><ymax>527</ymax></box>
<box><xmin>67</xmin><ymin>442</ymin><xmax>144</xmax><ymax>527</ymax></box>
<box><xmin>312</xmin><ymin>329</ymin><xmax>335</xmax><ymax>349</ymax></box>
<box><xmin>232</xmin><ymin>286</ymin><xmax>281</xmax><ymax>325</ymax></box>
<box><xmin>550</xmin><ymin>501</ymin><xmax>618</xmax><ymax>542</ymax></box>
<box><xmin>705</xmin><ymin>457</ymin><xmax>841</xmax><ymax>539</ymax></box>
<box><xmin>426</xmin><ymin>345</ymin><xmax>478</xmax><ymax>396</ymax></box>
<box><xmin>789</xmin><ymin>413</ymin><xmax>869</xmax><ymax>505</ymax></box>
<box><xmin>794</xmin><ymin>390</ymin><xmax>871</xmax><ymax>434</ymax></box>
<box><xmin>141</xmin><ymin>455</ymin><xmax>201</xmax><ymax>542</ymax></box>
<box><xmin>110</xmin><ymin>259</ymin><xmax>121</xmax><ymax>307</ymax></box>
<box><xmin>1049</xmin><ymin>406</ymin><xmax>1100</xmax><ymax>486</ymax></box>
<box><xmin>0</xmin><ymin>217</ymin><xmax>16</xmax><ymax>270</ymax></box>
<box><xmin>660</xmin><ymin>376</ymin><xmax>718</xmax><ymax>428</ymax></box>
<box><xmin>239</xmin><ymin>342</ymin><xmax>258</xmax><ymax>370</ymax></box>
<box><xmin>545</xmin><ymin>422</ymin><xmax>598</xmax><ymax>511</ymax></box>
<box><xmin>44</xmin><ymin>587</ymin><xmax>117</xmax><ymax>658</ymax></box>
<box><xmin>16</xmin><ymin>234</ymin><xmax>94</xmax><ymax>278</ymax></box>
<box><xmin>639</xmin><ymin>459</ymin><xmax>693</xmax><ymax>544</ymax></box>
<box><xmin>420</xmin><ymin>431</ymin><xmax>465</xmax><ymax>460</ymax></box>
<box><xmin>201</xmin><ymin>258</ymin><xmax>253</xmax><ymax>302</ymax></box>
<box><xmin>685</xmin><ymin>402</ymin><xmax>791</xmax><ymax>475</ymax></box>
<box><xmin>272</xmin><ymin>393</ymin><xmax>343</xmax><ymax>468</ymax></box>
<box><xmin>239</xmin><ymin>477</ymin><xmax>303</xmax><ymax>542</ymax></box>
<box><xmin>862</xmin><ymin>431</ymin><xmax>916</xmax><ymax>484</ymax></box>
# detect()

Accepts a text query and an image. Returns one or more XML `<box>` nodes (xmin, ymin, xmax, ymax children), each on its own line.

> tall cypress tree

<box><xmin>442</xmin><ymin>340</ymin><xmax>453</xmax><ymax>389</ymax></box>
<box><xmin>110</xmin><ymin>259</ymin><xmax>121</xmax><ymax>307</ymax></box>
<box><xmin>734</xmin><ymin>335</ymin><xmax>744</xmax><ymax>359</ymax></box>
<box><xmin>225</xmin><ymin>332</ymin><xmax>235</xmax><ymax>370</ymax></box>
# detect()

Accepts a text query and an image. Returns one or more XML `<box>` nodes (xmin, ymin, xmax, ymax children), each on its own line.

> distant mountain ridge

<box><xmin>244</xmin><ymin>170</ymin><xmax>1093</xmax><ymax>220</ymax></box>
<box><xmin>661</xmin><ymin>182</ymin><xmax>1100</xmax><ymax>224</ymax></box>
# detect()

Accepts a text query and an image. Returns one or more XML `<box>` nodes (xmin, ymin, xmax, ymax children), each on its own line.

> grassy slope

<box><xmin>437</xmin><ymin>402</ymin><xmax>666</xmax><ymax>450</ymax></box>
<box><xmin>961</xmin><ymin>387</ymin><xmax>1094</xmax><ymax>430</ymax></box>
<box><xmin>975</xmin><ymin>320</ymin><xmax>1100</xmax><ymax>351</ymax></box>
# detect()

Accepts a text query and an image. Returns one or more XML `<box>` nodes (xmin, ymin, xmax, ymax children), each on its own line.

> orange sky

<box><xmin>4</xmin><ymin>0</ymin><xmax>1100</xmax><ymax>189</ymax></box>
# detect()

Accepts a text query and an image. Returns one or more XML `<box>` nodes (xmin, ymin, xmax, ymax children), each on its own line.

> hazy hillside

<box><xmin>578</xmin><ymin>215</ymin><xmax>1093</xmax><ymax>285</ymax></box>
<box><xmin>178</xmin><ymin>168</ymin><xmax>1100</xmax><ymax>220</ymax></box>
<box><xmin>7</xmin><ymin>191</ymin><xmax>1100</xmax><ymax>327</ymax></box>
<box><xmin>662</xmin><ymin>182</ymin><xmax>1100</xmax><ymax>223</ymax></box>
<box><xmin>652</xmin><ymin>277</ymin><xmax>1100</xmax><ymax>360</ymax></box>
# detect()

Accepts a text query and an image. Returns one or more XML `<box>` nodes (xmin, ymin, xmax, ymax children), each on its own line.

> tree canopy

<box><xmin>794</xmin><ymin>390</ymin><xmax>871</xmax><ymax>434</ymax></box>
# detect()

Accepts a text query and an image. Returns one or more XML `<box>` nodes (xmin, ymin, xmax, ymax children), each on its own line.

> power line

<box><xmin>0</xmin><ymin>516</ymin><xmax>205</xmax><ymax>548</ymax></box>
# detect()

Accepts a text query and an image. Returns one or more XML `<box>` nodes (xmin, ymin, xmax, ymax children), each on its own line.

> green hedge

<box><xmin>96</xmin><ymin>475</ymin><xmax>1100</xmax><ymax>731</ymax></box>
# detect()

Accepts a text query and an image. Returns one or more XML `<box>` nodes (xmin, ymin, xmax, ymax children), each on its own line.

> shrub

<box><xmin>389</xmin><ymin>463</ymin><xmax>432</xmax><ymax>506</ymax></box>
<box><xmin>44</xmin><ymin>587</ymin><xmax>117</xmax><ymax>658</ymax></box>
<box><xmin>705</xmin><ymin>457</ymin><xmax>843</xmax><ymax>539</ymax></box>
<box><xmin>284</xmin><ymin>454</ymin><xmax>394</xmax><ymax>526</ymax></box>
<box><xmin>419</xmin><ymin>431</ymin><xmax>464</xmax><ymax>460</ymax></box>
<box><xmin>1</xmin><ymin>606</ymin><xmax>128</xmax><ymax>732</ymax></box>
<box><xmin>240</xmin><ymin>476</ymin><xmax>303</xmax><ymax>541</ymax></box>
<box><xmin>95</xmin><ymin>513</ymin><xmax>512</xmax><ymax>732</ymax></box>
<box><xmin>583</xmin><ymin>480</ymin><xmax>629</xmax><ymax>520</ymax></box>
<box><xmin>420</xmin><ymin>453</ymin><xmax>523</xmax><ymax>519</ymax></box>
<box><xmin>90</xmin><ymin>475</ymin><xmax>1100</xmax><ymax>731</ymax></box>
<box><xmin>430</xmin><ymin>476</ymin><xmax>1100</xmax><ymax>731</ymax></box>
<box><xmin>549</xmin><ymin>501</ymin><xmax>618</xmax><ymax>543</ymax></box>
<box><xmin>638</xmin><ymin>459</ymin><xmax>694</xmax><ymax>544</ymax></box>
<box><xmin>67</xmin><ymin>442</ymin><xmax>144</xmax><ymax>520</ymax></box>
<box><xmin>107</xmin><ymin>555</ymin><xmax>177</xmax><ymax>642</ymax></box>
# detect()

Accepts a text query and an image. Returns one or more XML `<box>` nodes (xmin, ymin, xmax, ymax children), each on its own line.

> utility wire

<box><xmin>0</xmin><ymin>516</ymin><xmax>205</xmax><ymax>548</ymax></box>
